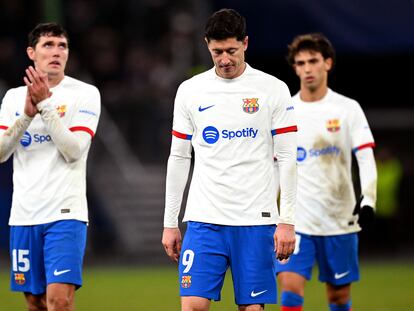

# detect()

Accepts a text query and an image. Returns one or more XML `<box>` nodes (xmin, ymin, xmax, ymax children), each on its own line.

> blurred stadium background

<box><xmin>0</xmin><ymin>0</ymin><xmax>413</xmax><ymax>310</ymax></box>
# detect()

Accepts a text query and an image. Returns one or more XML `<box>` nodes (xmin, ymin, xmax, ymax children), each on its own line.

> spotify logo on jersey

<box><xmin>20</xmin><ymin>132</ymin><xmax>32</xmax><ymax>147</ymax></box>
<box><xmin>202</xmin><ymin>126</ymin><xmax>220</xmax><ymax>144</ymax></box>
<box><xmin>297</xmin><ymin>147</ymin><xmax>307</xmax><ymax>162</ymax></box>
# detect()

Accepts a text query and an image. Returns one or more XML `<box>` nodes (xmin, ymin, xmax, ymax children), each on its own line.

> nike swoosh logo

<box><xmin>334</xmin><ymin>271</ymin><xmax>350</xmax><ymax>279</ymax></box>
<box><xmin>198</xmin><ymin>105</ymin><xmax>215</xmax><ymax>112</ymax></box>
<box><xmin>54</xmin><ymin>269</ymin><xmax>71</xmax><ymax>276</ymax></box>
<box><xmin>250</xmin><ymin>290</ymin><xmax>268</xmax><ymax>297</ymax></box>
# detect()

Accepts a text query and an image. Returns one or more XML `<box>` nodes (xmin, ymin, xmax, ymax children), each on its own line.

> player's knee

<box><xmin>238</xmin><ymin>304</ymin><xmax>264</xmax><ymax>311</ymax></box>
<box><xmin>25</xmin><ymin>294</ymin><xmax>47</xmax><ymax>311</ymax></box>
<box><xmin>47</xmin><ymin>294</ymin><xmax>72</xmax><ymax>310</ymax></box>
<box><xmin>327</xmin><ymin>284</ymin><xmax>351</xmax><ymax>304</ymax></box>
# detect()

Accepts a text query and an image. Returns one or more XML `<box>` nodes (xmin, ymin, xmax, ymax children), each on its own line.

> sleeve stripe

<box><xmin>0</xmin><ymin>125</ymin><xmax>9</xmax><ymax>130</ymax></box>
<box><xmin>172</xmin><ymin>130</ymin><xmax>192</xmax><ymax>140</ymax></box>
<box><xmin>352</xmin><ymin>142</ymin><xmax>376</xmax><ymax>153</ymax></box>
<box><xmin>271</xmin><ymin>125</ymin><xmax>298</xmax><ymax>136</ymax></box>
<box><xmin>69</xmin><ymin>126</ymin><xmax>95</xmax><ymax>138</ymax></box>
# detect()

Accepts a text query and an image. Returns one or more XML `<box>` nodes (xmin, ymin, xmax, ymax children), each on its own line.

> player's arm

<box><xmin>162</xmin><ymin>135</ymin><xmax>192</xmax><ymax>262</ymax></box>
<box><xmin>0</xmin><ymin>90</ymin><xmax>35</xmax><ymax>162</ymax></box>
<box><xmin>25</xmin><ymin>66</ymin><xmax>96</xmax><ymax>163</ymax></box>
<box><xmin>353</xmin><ymin>145</ymin><xmax>377</xmax><ymax>228</ymax></box>
<box><xmin>273</xmin><ymin>131</ymin><xmax>297</xmax><ymax>260</ymax></box>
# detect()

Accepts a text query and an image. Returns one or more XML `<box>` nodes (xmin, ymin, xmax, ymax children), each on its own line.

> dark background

<box><xmin>0</xmin><ymin>0</ymin><xmax>413</xmax><ymax>262</ymax></box>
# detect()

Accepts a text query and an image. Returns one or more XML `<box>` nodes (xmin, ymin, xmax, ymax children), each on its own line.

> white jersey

<box><xmin>293</xmin><ymin>89</ymin><xmax>374</xmax><ymax>235</ymax></box>
<box><xmin>0</xmin><ymin>76</ymin><xmax>100</xmax><ymax>225</ymax></box>
<box><xmin>172</xmin><ymin>64</ymin><xmax>296</xmax><ymax>225</ymax></box>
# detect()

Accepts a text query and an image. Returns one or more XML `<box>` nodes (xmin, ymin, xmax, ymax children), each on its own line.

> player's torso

<box><xmin>293</xmin><ymin>93</ymin><xmax>358</xmax><ymax>235</ymax></box>
<box><xmin>181</xmin><ymin>71</ymin><xmax>279</xmax><ymax>225</ymax></box>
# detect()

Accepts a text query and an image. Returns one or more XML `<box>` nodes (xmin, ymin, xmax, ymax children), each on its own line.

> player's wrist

<box><xmin>36</xmin><ymin>98</ymin><xmax>52</xmax><ymax>112</ymax></box>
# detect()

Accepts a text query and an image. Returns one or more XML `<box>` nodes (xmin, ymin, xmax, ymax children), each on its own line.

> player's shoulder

<box><xmin>3</xmin><ymin>85</ymin><xmax>27</xmax><ymax>97</ymax></box>
<box><xmin>62</xmin><ymin>76</ymin><xmax>100</xmax><ymax>95</ymax></box>
<box><xmin>178</xmin><ymin>67</ymin><xmax>215</xmax><ymax>92</ymax></box>
<box><xmin>246</xmin><ymin>65</ymin><xmax>289</xmax><ymax>90</ymax></box>
<box><xmin>328</xmin><ymin>89</ymin><xmax>360</xmax><ymax>108</ymax></box>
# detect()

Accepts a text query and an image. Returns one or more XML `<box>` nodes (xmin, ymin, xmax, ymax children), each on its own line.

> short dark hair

<box><xmin>28</xmin><ymin>22</ymin><xmax>69</xmax><ymax>48</ymax></box>
<box><xmin>205</xmin><ymin>8</ymin><xmax>246</xmax><ymax>42</ymax></box>
<box><xmin>287</xmin><ymin>33</ymin><xmax>335</xmax><ymax>70</ymax></box>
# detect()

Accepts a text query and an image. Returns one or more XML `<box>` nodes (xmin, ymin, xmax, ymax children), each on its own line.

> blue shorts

<box><xmin>275</xmin><ymin>232</ymin><xmax>359</xmax><ymax>285</ymax></box>
<box><xmin>179</xmin><ymin>221</ymin><xmax>277</xmax><ymax>305</ymax></box>
<box><xmin>9</xmin><ymin>220</ymin><xmax>87</xmax><ymax>294</ymax></box>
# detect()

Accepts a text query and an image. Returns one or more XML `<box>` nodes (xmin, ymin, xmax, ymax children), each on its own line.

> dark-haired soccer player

<box><xmin>0</xmin><ymin>22</ymin><xmax>100</xmax><ymax>311</ymax></box>
<box><xmin>275</xmin><ymin>33</ymin><xmax>377</xmax><ymax>311</ymax></box>
<box><xmin>162</xmin><ymin>8</ymin><xmax>297</xmax><ymax>311</ymax></box>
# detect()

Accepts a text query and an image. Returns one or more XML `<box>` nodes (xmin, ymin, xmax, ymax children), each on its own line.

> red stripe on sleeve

<box><xmin>69</xmin><ymin>126</ymin><xmax>95</xmax><ymax>138</ymax></box>
<box><xmin>275</xmin><ymin>125</ymin><xmax>298</xmax><ymax>135</ymax></box>
<box><xmin>172</xmin><ymin>130</ymin><xmax>192</xmax><ymax>140</ymax></box>
<box><xmin>0</xmin><ymin>125</ymin><xmax>9</xmax><ymax>130</ymax></box>
<box><xmin>356</xmin><ymin>142</ymin><xmax>376</xmax><ymax>151</ymax></box>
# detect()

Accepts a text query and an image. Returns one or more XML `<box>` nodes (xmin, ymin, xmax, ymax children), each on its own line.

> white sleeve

<box><xmin>274</xmin><ymin>131</ymin><xmax>297</xmax><ymax>225</ymax></box>
<box><xmin>164</xmin><ymin>136</ymin><xmax>192</xmax><ymax>228</ymax></box>
<box><xmin>36</xmin><ymin>98</ymin><xmax>92</xmax><ymax>163</ymax></box>
<box><xmin>0</xmin><ymin>114</ymin><xmax>33</xmax><ymax>162</ymax></box>
<box><xmin>355</xmin><ymin>147</ymin><xmax>377</xmax><ymax>209</ymax></box>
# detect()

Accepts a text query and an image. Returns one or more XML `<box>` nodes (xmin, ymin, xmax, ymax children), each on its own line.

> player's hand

<box><xmin>23</xmin><ymin>89</ymin><xmax>38</xmax><ymax>117</ymax></box>
<box><xmin>162</xmin><ymin>227</ymin><xmax>182</xmax><ymax>263</ymax></box>
<box><xmin>274</xmin><ymin>223</ymin><xmax>295</xmax><ymax>261</ymax></box>
<box><xmin>24</xmin><ymin>66</ymin><xmax>52</xmax><ymax>104</ymax></box>
<box><xmin>353</xmin><ymin>196</ymin><xmax>375</xmax><ymax>229</ymax></box>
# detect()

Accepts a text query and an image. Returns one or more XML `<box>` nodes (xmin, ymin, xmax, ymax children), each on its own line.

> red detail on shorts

<box><xmin>0</xmin><ymin>125</ymin><xmax>9</xmax><ymax>130</ymax></box>
<box><xmin>69</xmin><ymin>126</ymin><xmax>94</xmax><ymax>138</ymax></box>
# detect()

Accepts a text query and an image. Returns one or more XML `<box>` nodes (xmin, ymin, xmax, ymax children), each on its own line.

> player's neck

<box><xmin>299</xmin><ymin>84</ymin><xmax>328</xmax><ymax>102</ymax></box>
<box><xmin>48</xmin><ymin>73</ymin><xmax>65</xmax><ymax>88</ymax></box>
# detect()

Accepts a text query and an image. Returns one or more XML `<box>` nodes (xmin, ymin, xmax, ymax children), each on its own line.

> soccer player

<box><xmin>0</xmin><ymin>23</ymin><xmax>100</xmax><ymax>311</ymax></box>
<box><xmin>275</xmin><ymin>33</ymin><xmax>377</xmax><ymax>311</ymax></box>
<box><xmin>162</xmin><ymin>8</ymin><xmax>298</xmax><ymax>311</ymax></box>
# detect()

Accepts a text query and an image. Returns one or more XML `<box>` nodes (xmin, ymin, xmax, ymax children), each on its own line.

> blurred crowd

<box><xmin>0</xmin><ymin>0</ymin><xmax>209</xmax><ymax>162</ymax></box>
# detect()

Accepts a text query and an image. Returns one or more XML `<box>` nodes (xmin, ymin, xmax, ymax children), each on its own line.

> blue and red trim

<box><xmin>69</xmin><ymin>126</ymin><xmax>95</xmax><ymax>138</ymax></box>
<box><xmin>352</xmin><ymin>142</ymin><xmax>375</xmax><ymax>153</ymax></box>
<box><xmin>271</xmin><ymin>125</ymin><xmax>298</xmax><ymax>136</ymax></box>
<box><xmin>172</xmin><ymin>130</ymin><xmax>192</xmax><ymax>140</ymax></box>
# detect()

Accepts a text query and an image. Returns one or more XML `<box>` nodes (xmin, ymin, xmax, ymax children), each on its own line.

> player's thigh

<box><xmin>10</xmin><ymin>225</ymin><xmax>47</xmax><ymax>294</ymax></box>
<box><xmin>316</xmin><ymin>233</ymin><xmax>359</xmax><ymax>285</ymax></box>
<box><xmin>43</xmin><ymin>220</ymin><xmax>87</xmax><ymax>288</ymax></box>
<box><xmin>275</xmin><ymin>232</ymin><xmax>315</xmax><ymax>281</ymax></box>
<box><xmin>229</xmin><ymin>225</ymin><xmax>276</xmax><ymax>305</ymax></box>
<box><xmin>179</xmin><ymin>222</ymin><xmax>228</xmax><ymax>301</ymax></box>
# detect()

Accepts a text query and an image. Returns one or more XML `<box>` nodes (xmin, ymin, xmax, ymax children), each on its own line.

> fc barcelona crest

<box><xmin>326</xmin><ymin>119</ymin><xmax>340</xmax><ymax>132</ymax></box>
<box><xmin>242</xmin><ymin>98</ymin><xmax>259</xmax><ymax>114</ymax></box>
<box><xmin>14</xmin><ymin>273</ymin><xmax>25</xmax><ymax>285</ymax></box>
<box><xmin>56</xmin><ymin>105</ymin><xmax>67</xmax><ymax>118</ymax></box>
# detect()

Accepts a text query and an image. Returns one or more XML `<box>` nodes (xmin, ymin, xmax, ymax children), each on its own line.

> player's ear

<box><xmin>27</xmin><ymin>47</ymin><xmax>35</xmax><ymax>61</ymax></box>
<box><xmin>325</xmin><ymin>57</ymin><xmax>333</xmax><ymax>71</ymax></box>
<box><xmin>243</xmin><ymin>36</ymin><xmax>249</xmax><ymax>51</ymax></box>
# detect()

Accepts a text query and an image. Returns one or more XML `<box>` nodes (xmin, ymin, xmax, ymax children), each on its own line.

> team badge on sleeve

<box><xmin>56</xmin><ymin>105</ymin><xmax>67</xmax><ymax>117</ymax></box>
<box><xmin>326</xmin><ymin>119</ymin><xmax>340</xmax><ymax>132</ymax></box>
<box><xmin>242</xmin><ymin>98</ymin><xmax>259</xmax><ymax>114</ymax></box>
<box><xmin>181</xmin><ymin>275</ymin><xmax>192</xmax><ymax>288</ymax></box>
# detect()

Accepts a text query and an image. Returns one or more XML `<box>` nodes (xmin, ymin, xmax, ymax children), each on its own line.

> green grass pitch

<box><xmin>1</xmin><ymin>260</ymin><xmax>413</xmax><ymax>310</ymax></box>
